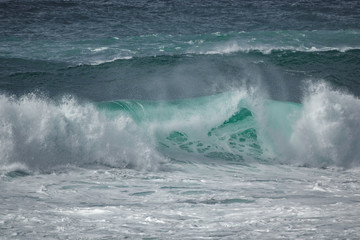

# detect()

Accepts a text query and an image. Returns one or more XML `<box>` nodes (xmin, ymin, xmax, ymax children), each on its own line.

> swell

<box><xmin>2</xmin><ymin>49</ymin><xmax>359</xmax><ymax>74</ymax></box>
<box><xmin>1</xmin><ymin>49</ymin><xmax>359</xmax><ymax>102</ymax></box>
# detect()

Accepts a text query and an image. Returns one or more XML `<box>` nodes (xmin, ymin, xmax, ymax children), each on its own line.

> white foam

<box><xmin>89</xmin><ymin>56</ymin><xmax>133</xmax><ymax>65</ymax></box>
<box><xmin>290</xmin><ymin>82</ymin><xmax>360</xmax><ymax>168</ymax></box>
<box><xmin>89</xmin><ymin>47</ymin><xmax>109</xmax><ymax>52</ymax></box>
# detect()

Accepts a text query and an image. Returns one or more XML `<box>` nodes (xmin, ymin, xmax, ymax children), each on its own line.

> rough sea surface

<box><xmin>1</xmin><ymin>0</ymin><xmax>360</xmax><ymax>239</ymax></box>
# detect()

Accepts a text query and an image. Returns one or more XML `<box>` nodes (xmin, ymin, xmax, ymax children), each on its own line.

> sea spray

<box><xmin>289</xmin><ymin>81</ymin><xmax>360</xmax><ymax>168</ymax></box>
<box><xmin>0</xmin><ymin>94</ymin><xmax>165</xmax><ymax>173</ymax></box>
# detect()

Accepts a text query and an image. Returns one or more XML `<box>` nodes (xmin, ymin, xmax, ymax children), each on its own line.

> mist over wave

<box><xmin>2</xmin><ymin>48</ymin><xmax>359</xmax><ymax>105</ymax></box>
<box><xmin>267</xmin><ymin>81</ymin><xmax>360</xmax><ymax>168</ymax></box>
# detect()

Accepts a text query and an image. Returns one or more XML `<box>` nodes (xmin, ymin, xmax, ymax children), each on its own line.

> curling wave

<box><xmin>0</xmin><ymin>81</ymin><xmax>359</xmax><ymax>174</ymax></box>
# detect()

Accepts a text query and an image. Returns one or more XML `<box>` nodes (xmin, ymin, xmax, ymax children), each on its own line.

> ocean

<box><xmin>1</xmin><ymin>0</ymin><xmax>360</xmax><ymax>239</ymax></box>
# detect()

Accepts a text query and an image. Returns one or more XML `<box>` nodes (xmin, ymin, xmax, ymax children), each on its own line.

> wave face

<box><xmin>1</xmin><ymin>82</ymin><xmax>359</xmax><ymax>173</ymax></box>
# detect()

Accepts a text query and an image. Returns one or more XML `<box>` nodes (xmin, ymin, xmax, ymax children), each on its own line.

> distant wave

<box><xmin>1</xmin><ymin>30</ymin><xmax>359</xmax><ymax>65</ymax></box>
<box><xmin>195</xmin><ymin>43</ymin><xmax>360</xmax><ymax>56</ymax></box>
<box><xmin>86</xmin><ymin>46</ymin><xmax>360</xmax><ymax>66</ymax></box>
<box><xmin>1</xmin><ymin>46</ymin><xmax>358</xmax><ymax>68</ymax></box>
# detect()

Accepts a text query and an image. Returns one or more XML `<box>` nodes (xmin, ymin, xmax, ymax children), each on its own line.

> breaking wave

<box><xmin>1</xmin><ymin>81</ymin><xmax>359</xmax><ymax>174</ymax></box>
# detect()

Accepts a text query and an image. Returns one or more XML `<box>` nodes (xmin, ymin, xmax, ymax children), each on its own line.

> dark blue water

<box><xmin>2</xmin><ymin>0</ymin><xmax>359</xmax><ymax>38</ymax></box>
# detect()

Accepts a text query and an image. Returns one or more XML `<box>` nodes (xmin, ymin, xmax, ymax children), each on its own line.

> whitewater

<box><xmin>1</xmin><ymin>0</ymin><xmax>360</xmax><ymax>239</ymax></box>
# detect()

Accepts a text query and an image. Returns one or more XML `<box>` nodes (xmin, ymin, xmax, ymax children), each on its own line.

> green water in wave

<box><xmin>96</xmin><ymin>92</ymin><xmax>302</xmax><ymax>164</ymax></box>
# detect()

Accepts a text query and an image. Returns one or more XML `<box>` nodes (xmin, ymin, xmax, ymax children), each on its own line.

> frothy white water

<box><xmin>0</xmin><ymin>94</ymin><xmax>165</xmax><ymax>173</ymax></box>
<box><xmin>290</xmin><ymin>82</ymin><xmax>360</xmax><ymax>168</ymax></box>
<box><xmin>2</xmin><ymin>164</ymin><xmax>360</xmax><ymax>239</ymax></box>
<box><xmin>262</xmin><ymin>81</ymin><xmax>360</xmax><ymax>168</ymax></box>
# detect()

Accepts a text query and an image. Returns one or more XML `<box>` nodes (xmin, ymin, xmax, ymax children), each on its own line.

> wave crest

<box><xmin>0</xmin><ymin>94</ymin><xmax>165</xmax><ymax>173</ymax></box>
